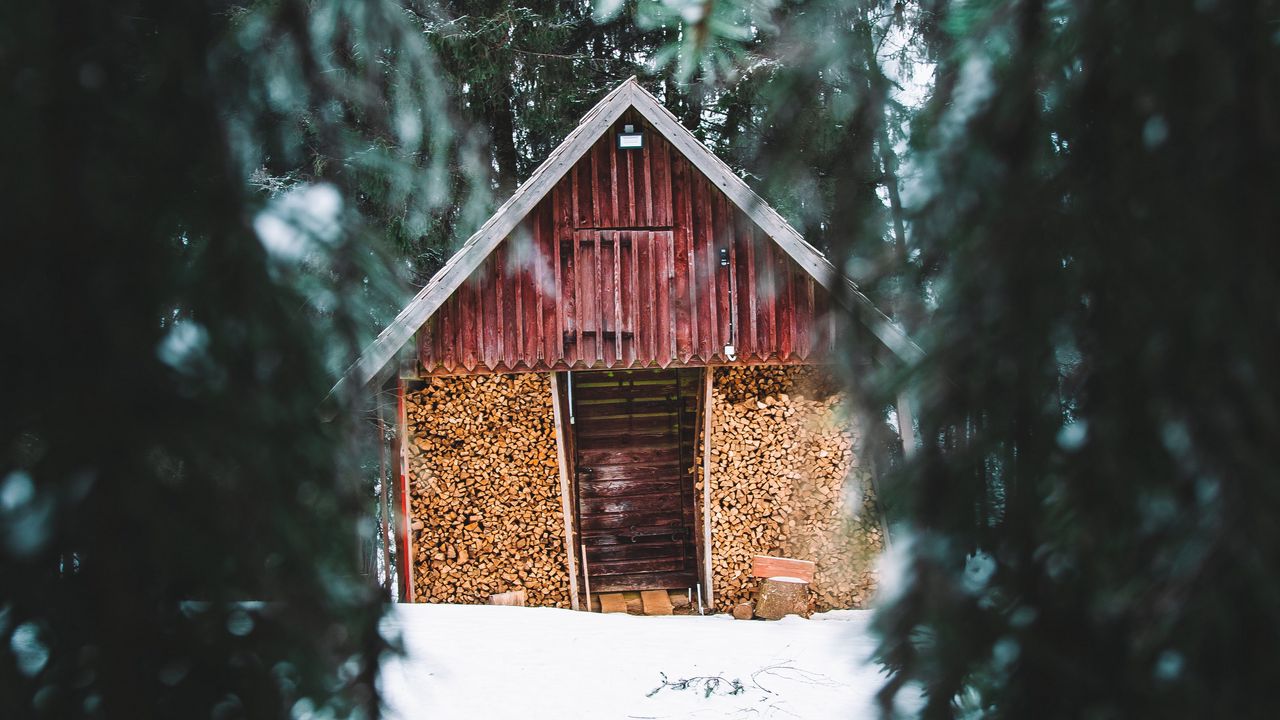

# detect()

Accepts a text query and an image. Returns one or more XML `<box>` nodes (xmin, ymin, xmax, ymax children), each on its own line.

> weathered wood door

<box><xmin>570</xmin><ymin>368</ymin><xmax>702</xmax><ymax>592</ymax></box>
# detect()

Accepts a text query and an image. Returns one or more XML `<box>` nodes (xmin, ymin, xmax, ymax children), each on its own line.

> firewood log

<box><xmin>406</xmin><ymin>373</ymin><xmax>569</xmax><ymax>608</ymax></box>
<box><xmin>701</xmin><ymin>366</ymin><xmax>883</xmax><ymax>614</ymax></box>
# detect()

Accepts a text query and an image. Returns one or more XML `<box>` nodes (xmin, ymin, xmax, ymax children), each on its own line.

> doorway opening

<box><xmin>567</xmin><ymin>368</ymin><xmax>703</xmax><ymax>595</ymax></box>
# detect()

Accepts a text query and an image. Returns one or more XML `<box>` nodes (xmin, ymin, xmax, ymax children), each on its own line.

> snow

<box><xmin>253</xmin><ymin>182</ymin><xmax>342</xmax><ymax>262</ymax></box>
<box><xmin>380</xmin><ymin>604</ymin><xmax>902</xmax><ymax>720</ymax></box>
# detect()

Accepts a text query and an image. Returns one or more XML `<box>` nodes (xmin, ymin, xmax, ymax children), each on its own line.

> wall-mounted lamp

<box><xmin>616</xmin><ymin>124</ymin><xmax>644</xmax><ymax>150</ymax></box>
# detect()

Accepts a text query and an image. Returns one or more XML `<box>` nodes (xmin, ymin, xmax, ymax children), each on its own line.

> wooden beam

<box><xmin>397</xmin><ymin>378</ymin><xmax>416</xmax><ymax>603</ymax></box>
<box><xmin>389</xmin><ymin>387</ymin><xmax>403</xmax><ymax>601</ymax></box>
<box><xmin>550</xmin><ymin>373</ymin><xmax>581</xmax><ymax>610</ymax></box>
<box><xmin>690</xmin><ymin>367</ymin><xmax>707</xmax><ymax>608</ymax></box>
<box><xmin>700</xmin><ymin>368</ymin><xmax>715</xmax><ymax>610</ymax></box>
<box><xmin>580</xmin><ymin>544</ymin><xmax>593</xmax><ymax>611</ymax></box>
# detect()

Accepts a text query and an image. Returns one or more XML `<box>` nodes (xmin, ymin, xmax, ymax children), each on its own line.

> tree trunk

<box><xmin>754</xmin><ymin>577</ymin><xmax>810</xmax><ymax>620</ymax></box>
<box><xmin>486</xmin><ymin>73</ymin><xmax>520</xmax><ymax>195</ymax></box>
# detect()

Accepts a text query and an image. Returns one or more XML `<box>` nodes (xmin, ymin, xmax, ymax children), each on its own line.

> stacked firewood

<box><xmin>700</xmin><ymin>366</ymin><xmax>882</xmax><ymax>613</ymax></box>
<box><xmin>404</xmin><ymin>373</ymin><xmax>570</xmax><ymax>607</ymax></box>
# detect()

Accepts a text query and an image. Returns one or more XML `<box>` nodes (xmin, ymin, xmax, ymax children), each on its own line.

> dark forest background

<box><xmin>3</xmin><ymin>0</ymin><xmax>1278</xmax><ymax>718</ymax></box>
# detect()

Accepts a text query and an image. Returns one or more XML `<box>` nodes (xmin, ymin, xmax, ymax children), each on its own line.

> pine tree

<box><xmin>0</xmin><ymin>2</ymin><xmax>462</xmax><ymax>715</ymax></box>
<box><xmin>870</xmin><ymin>1</ymin><xmax>1280</xmax><ymax>716</ymax></box>
<box><xmin>641</xmin><ymin>0</ymin><xmax>1280</xmax><ymax>716</ymax></box>
<box><xmin>404</xmin><ymin>1</ymin><xmax>679</xmax><ymax>279</ymax></box>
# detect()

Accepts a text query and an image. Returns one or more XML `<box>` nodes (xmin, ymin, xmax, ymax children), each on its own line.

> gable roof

<box><xmin>332</xmin><ymin>78</ymin><xmax>922</xmax><ymax>397</ymax></box>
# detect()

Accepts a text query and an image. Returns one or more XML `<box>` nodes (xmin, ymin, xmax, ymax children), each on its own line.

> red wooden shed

<box><xmin>345</xmin><ymin>78</ymin><xmax>919</xmax><ymax>613</ymax></box>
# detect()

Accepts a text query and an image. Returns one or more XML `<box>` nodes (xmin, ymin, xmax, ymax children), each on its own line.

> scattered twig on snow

<box><xmin>750</xmin><ymin>662</ymin><xmax>842</xmax><ymax>696</ymax></box>
<box><xmin>647</xmin><ymin>671</ymin><xmax>746</xmax><ymax>699</ymax></box>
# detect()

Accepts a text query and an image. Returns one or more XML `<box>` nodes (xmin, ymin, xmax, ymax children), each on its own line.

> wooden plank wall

<box><xmin>418</xmin><ymin>109</ymin><xmax>838</xmax><ymax>376</ymax></box>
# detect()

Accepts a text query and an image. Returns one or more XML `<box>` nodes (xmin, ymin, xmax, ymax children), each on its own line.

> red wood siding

<box><xmin>418</xmin><ymin>109</ymin><xmax>838</xmax><ymax>376</ymax></box>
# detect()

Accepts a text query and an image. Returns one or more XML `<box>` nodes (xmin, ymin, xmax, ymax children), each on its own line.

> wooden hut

<box><xmin>342</xmin><ymin>78</ymin><xmax>920</xmax><ymax>614</ymax></box>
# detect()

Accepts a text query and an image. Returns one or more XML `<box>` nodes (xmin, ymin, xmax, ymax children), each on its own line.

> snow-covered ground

<box><xmin>380</xmin><ymin>604</ymin><xmax>900</xmax><ymax>720</ymax></box>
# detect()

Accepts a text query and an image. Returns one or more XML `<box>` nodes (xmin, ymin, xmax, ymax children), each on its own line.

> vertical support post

<box><xmin>377</xmin><ymin>412</ymin><xmax>392</xmax><ymax>595</ymax></box>
<box><xmin>397</xmin><ymin>378</ymin><xmax>416</xmax><ymax>603</ymax></box>
<box><xmin>550</xmin><ymin>373</ymin><xmax>581</xmax><ymax>610</ymax></box>
<box><xmin>580</xmin><ymin>545</ymin><xmax>593</xmax><ymax>612</ymax></box>
<box><xmin>896</xmin><ymin>391</ymin><xmax>917</xmax><ymax>458</ymax></box>
<box><xmin>700</xmin><ymin>368</ymin><xmax>715</xmax><ymax>610</ymax></box>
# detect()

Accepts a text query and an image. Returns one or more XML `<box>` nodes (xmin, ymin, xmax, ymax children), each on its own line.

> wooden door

<box><xmin>571</xmin><ymin>368</ymin><xmax>701</xmax><ymax>592</ymax></box>
<box><xmin>561</xmin><ymin>229</ymin><xmax>672</xmax><ymax>367</ymax></box>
